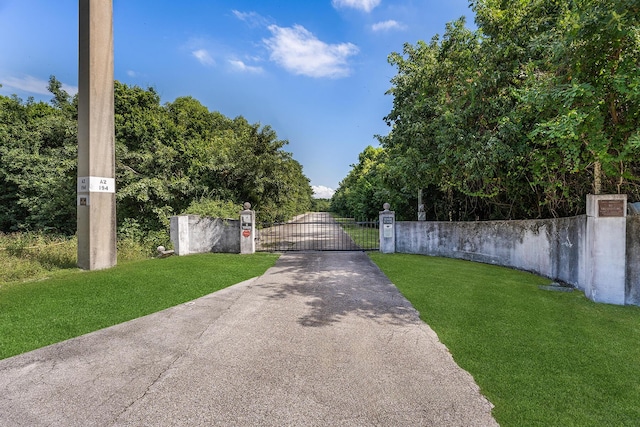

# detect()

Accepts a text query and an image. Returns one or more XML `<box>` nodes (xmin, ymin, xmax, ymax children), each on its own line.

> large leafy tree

<box><xmin>348</xmin><ymin>0</ymin><xmax>640</xmax><ymax>221</ymax></box>
<box><xmin>522</xmin><ymin>0</ymin><xmax>640</xmax><ymax>196</ymax></box>
<box><xmin>331</xmin><ymin>146</ymin><xmax>413</xmax><ymax>220</ymax></box>
<box><xmin>0</xmin><ymin>77</ymin><xmax>77</xmax><ymax>233</ymax></box>
<box><xmin>0</xmin><ymin>80</ymin><xmax>313</xmax><ymax>234</ymax></box>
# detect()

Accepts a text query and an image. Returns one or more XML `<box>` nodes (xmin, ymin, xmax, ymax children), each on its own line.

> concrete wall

<box><xmin>170</xmin><ymin>215</ymin><xmax>240</xmax><ymax>255</ymax></box>
<box><xmin>396</xmin><ymin>217</ymin><xmax>586</xmax><ymax>287</ymax></box>
<box><xmin>626</xmin><ymin>216</ymin><xmax>640</xmax><ymax>305</ymax></box>
<box><xmin>395</xmin><ymin>215</ymin><xmax>640</xmax><ymax>305</ymax></box>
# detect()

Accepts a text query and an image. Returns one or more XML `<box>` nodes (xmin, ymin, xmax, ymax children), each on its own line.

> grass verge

<box><xmin>332</xmin><ymin>216</ymin><xmax>379</xmax><ymax>250</ymax></box>
<box><xmin>369</xmin><ymin>252</ymin><xmax>640</xmax><ymax>427</ymax></box>
<box><xmin>0</xmin><ymin>253</ymin><xmax>278</xmax><ymax>360</ymax></box>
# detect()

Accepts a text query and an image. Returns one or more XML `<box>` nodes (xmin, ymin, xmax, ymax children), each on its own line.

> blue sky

<box><xmin>0</xmin><ymin>0</ymin><xmax>474</xmax><ymax>198</ymax></box>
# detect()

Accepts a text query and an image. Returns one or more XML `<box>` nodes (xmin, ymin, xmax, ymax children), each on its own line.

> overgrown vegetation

<box><xmin>371</xmin><ymin>253</ymin><xmax>640</xmax><ymax>426</ymax></box>
<box><xmin>333</xmin><ymin>0</ymin><xmax>640</xmax><ymax>220</ymax></box>
<box><xmin>181</xmin><ymin>198</ymin><xmax>242</xmax><ymax>219</ymax></box>
<box><xmin>310</xmin><ymin>198</ymin><xmax>331</xmax><ymax>212</ymax></box>
<box><xmin>0</xmin><ymin>233</ymin><xmax>77</xmax><ymax>284</ymax></box>
<box><xmin>0</xmin><ymin>252</ymin><xmax>279</xmax><ymax>359</ymax></box>
<box><xmin>0</xmin><ymin>231</ymin><xmax>166</xmax><ymax>285</ymax></box>
<box><xmin>0</xmin><ymin>78</ymin><xmax>313</xmax><ymax>238</ymax></box>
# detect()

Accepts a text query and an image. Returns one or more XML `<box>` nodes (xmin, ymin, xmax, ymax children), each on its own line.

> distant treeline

<box><xmin>332</xmin><ymin>0</ymin><xmax>640</xmax><ymax>221</ymax></box>
<box><xmin>0</xmin><ymin>78</ymin><xmax>313</xmax><ymax>235</ymax></box>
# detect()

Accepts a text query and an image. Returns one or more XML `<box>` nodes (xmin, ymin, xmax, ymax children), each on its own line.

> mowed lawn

<box><xmin>3</xmin><ymin>249</ymin><xmax>640</xmax><ymax>425</ymax></box>
<box><xmin>0</xmin><ymin>253</ymin><xmax>279</xmax><ymax>360</ymax></box>
<box><xmin>369</xmin><ymin>252</ymin><xmax>640</xmax><ymax>427</ymax></box>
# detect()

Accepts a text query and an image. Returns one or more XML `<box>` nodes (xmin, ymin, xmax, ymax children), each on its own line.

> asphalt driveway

<box><xmin>0</xmin><ymin>251</ymin><xmax>497</xmax><ymax>426</ymax></box>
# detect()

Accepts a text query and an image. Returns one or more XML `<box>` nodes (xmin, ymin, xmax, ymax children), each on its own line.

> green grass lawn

<box><xmin>332</xmin><ymin>216</ymin><xmax>379</xmax><ymax>250</ymax></box>
<box><xmin>0</xmin><ymin>253</ymin><xmax>278</xmax><ymax>360</ymax></box>
<box><xmin>369</xmin><ymin>252</ymin><xmax>640</xmax><ymax>427</ymax></box>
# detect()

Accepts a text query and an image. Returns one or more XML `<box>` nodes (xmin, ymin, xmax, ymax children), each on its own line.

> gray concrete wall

<box><xmin>396</xmin><ymin>215</ymin><xmax>640</xmax><ymax>305</ymax></box>
<box><xmin>626</xmin><ymin>216</ymin><xmax>640</xmax><ymax>305</ymax></box>
<box><xmin>170</xmin><ymin>215</ymin><xmax>240</xmax><ymax>255</ymax></box>
<box><xmin>396</xmin><ymin>217</ymin><xmax>586</xmax><ymax>287</ymax></box>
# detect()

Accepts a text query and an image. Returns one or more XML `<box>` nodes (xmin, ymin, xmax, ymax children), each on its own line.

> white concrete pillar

<box><xmin>585</xmin><ymin>194</ymin><xmax>627</xmax><ymax>304</ymax></box>
<box><xmin>240</xmin><ymin>203</ymin><xmax>256</xmax><ymax>254</ymax></box>
<box><xmin>170</xmin><ymin>215</ymin><xmax>190</xmax><ymax>256</ymax></box>
<box><xmin>77</xmin><ymin>0</ymin><xmax>117</xmax><ymax>270</ymax></box>
<box><xmin>379</xmin><ymin>203</ymin><xmax>395</xmax><ymax>254</ymax></box>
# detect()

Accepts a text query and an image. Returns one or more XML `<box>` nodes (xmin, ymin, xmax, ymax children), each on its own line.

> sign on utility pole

<box><xmin>77</xmin><ymin>0</ymin><xmax>117</xmax><ymax>270</ymax></box>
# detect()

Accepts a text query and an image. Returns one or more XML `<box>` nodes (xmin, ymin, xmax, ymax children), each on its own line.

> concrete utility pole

<box><xmin>77</xmin><ymin>0</ymin><xmax>117</xmax><ymax>270</ymax></box>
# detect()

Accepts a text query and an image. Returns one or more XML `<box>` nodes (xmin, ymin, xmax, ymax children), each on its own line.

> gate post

<box><xmin>584</xmin><ymin>194</ymin><xmax>627</xmax><ymax>304</ymax></box>
<box><xmin>379</xmin><ymin>203</ymin><xmax>395</xmax><ymax>254</ymax></box>
<box><xmin>240</xmin><ymin>202</ymin><xmax>256</xmax><ymax>254</ymax></box>
<box><xmin>170</xmin><ymin>215</ymin><xmax>190</xmax><ymax>256</ymax></box>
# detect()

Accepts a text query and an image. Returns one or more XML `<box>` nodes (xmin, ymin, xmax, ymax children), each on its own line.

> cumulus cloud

<box><xmin>372</xmin><ymin>20</ymin><xmax>406</xmax><ymax>32</ymax></box>
<box><xmin>264</xmin><ymin>25</ymin><xmax>358</xmax><ymax>78</ymax></box>
<box><xmin>192</xmin><ymin>49</ymin><xmax>215</xmax><ymax>66</ymax></box>
<box><xmin>228</xmin><ymin>59</ymin><xmax>263</xmax><ymax>74</ymax></box>
<box><xmin>332</xmin><ymin>0</ymin><xmax>380</xmax><ymax>13</ymax></box>
<box><xmin>312</xmin><ymin>185</ymin><xmax>336</xmax><ymax>199</ymax></box>
<box><xmin>0</xmin><ymin>75</ymin><xmax>77</xmax><ymax>96</ymax></box>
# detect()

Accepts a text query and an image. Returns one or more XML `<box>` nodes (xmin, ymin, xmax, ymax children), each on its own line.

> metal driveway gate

<box><xmin>256</xmin><ymin>212</ymin><xmax>379</xmax><ymax>252</ymax></box>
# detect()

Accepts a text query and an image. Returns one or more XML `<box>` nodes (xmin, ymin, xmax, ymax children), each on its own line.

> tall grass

<box><xmin>0</xmin><ymin>231</ymin><xmax>167</xmax><ymax>286</ymax></box>
<box><xmin>0</xmin><ymin>233</ymin><xmax>77</xmax><ymax>284</ymax></box>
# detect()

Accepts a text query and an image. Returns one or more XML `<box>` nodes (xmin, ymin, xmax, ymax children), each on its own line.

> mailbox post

<box><xmin>240</xmin><ymin>202</ymin><xmax>256</xmax><ymax>254</ymax></box>
<box><xmin>379</xmin><ymin>203</ymin><xmax>395</xmax><ymax>254</ymax></box>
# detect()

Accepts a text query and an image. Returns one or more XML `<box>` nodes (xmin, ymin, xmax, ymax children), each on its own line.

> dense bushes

<box><xmin>0</xmin><ymin>78</ymin><xmax>313</xmax><ymax>236</ymax></box>
<box><xmin>333</xmin><ymin>0</ymin><xmax>640</xmax><ymax>221</ymax></box>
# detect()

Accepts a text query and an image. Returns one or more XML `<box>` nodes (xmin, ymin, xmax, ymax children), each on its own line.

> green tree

<box><xmin>0</xmin><ymin>91</ymin><xmax>77</xmax><ymax>232</ymax></box>
<box><xmin>0</xmin><ymin>80</ymin><xmax>313</xmax><ymax>234</ymax></box>
<box><xmin>372</xmin><ymin>0</ymin><xmax>640</xmax><ymax>220</ymax></box>
<box><xmin>332</xmin><ymin>146</ymin><xmax>412</xmax><ymax>220</ymax></box>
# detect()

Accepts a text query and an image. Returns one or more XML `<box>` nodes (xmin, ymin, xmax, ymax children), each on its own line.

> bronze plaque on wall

<box><xmin>598</xmin><ymin>200</ymin><xmax>625</xmax><ymax>217</ymax></box>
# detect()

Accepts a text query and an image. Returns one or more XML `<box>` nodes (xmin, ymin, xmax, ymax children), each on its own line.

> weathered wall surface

<box><xmin>395</xmin><ymin>215</ymin><xmax>640</xmax><ymax>305</ymax></box>
<box><xmin>170</xmin><ymin>215</ymin><xmax>240</xmax><ymax>255</ymax></box>
<box><xmin>626</xmin><ymin>216</ymin><xmax>640</xmax><ymax>305</ymax></box>
<box><xmin>396</xmin><ymin>217</ymin><xmax>586</xmax><ymax>287</ymax></box>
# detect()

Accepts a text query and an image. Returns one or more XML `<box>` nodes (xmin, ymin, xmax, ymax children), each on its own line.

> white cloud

<box><xmin>312</xmin><ymin>185</ymin><xmax>335</xmax><ymax>199</ymax></box>
<box><xmin>127</xmin><ymin>70</ymin><xmax>138</xmax><ymax>77</ymax></box>
<box><xmin>0</xmin><ymin>75</ymin><xmax>77</xmax><ymax>97</ymax></box>
<box><xmin>264</xmin><ymin>25</ymin><xmax>358</xmax><ymax>78</ymax></box>
<box><xmin>192</xmin><ymin>49</ymin><xmax>215</xmax><ymax>66</ymax></box>
<box><xmin>372</xmin><ymin>20</ymin><xmax>406</xmax><ymax>32</ymax></box>
<box><xmin>228</xmin><ymin>59</ymin><xmax>263</xmax><ymax>74</ymax></box>
<box><xmin>232</xmin><ymin>9</ymin><xmax>270</xmax><ymax>27</ymax></box>
<box><xmin>332</xmin><ymin>0</ymin><xmax>380</xmax><ymax>13</ymax></box>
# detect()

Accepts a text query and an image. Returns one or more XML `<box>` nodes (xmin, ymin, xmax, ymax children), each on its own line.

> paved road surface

<box><xmin>0</xmin><ymin>252</ymin><xmax>497</xmax><ymax>426</ymax></box>
<box><xmin>257</xmin><ymin>212</ymin><xmax>363</xmax><ymax>251</ymax></box>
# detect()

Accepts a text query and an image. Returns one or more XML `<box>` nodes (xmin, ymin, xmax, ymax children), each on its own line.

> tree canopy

<box><xmin>333</xmin><ymin>0</ymin><xmax>640</xmax><ymax>221</ymax></box>
<box><xmin>0</xmin><ymin>78</ymin><xmax>313</xmax><ymax>235</ymax></box>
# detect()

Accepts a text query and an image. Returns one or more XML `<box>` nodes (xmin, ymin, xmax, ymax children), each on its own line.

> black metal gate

<box><xmin>256</xmin><ymin>212</ymin><xmax>379</xmax><ymax>252</ymax></box>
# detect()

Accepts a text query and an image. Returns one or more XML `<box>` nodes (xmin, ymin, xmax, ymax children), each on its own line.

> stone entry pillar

<box><xmin>240</xmin><ymin>203</ymin><xmax>256</xmax><ymax>254</ymax></box>
<box><xmin>379</xmin><ymin>203</ymin><xmax>395</xmax><ymax>254</ymax></box>
<box><xmin>77</xmin><ymin>0</ymin><xmax>117</xmax><ymax>270</ymax></box>
<box><xmin>585</xmin><ymin>194</ymin><xmax>627</xmax><ymax>304</ymax></box>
